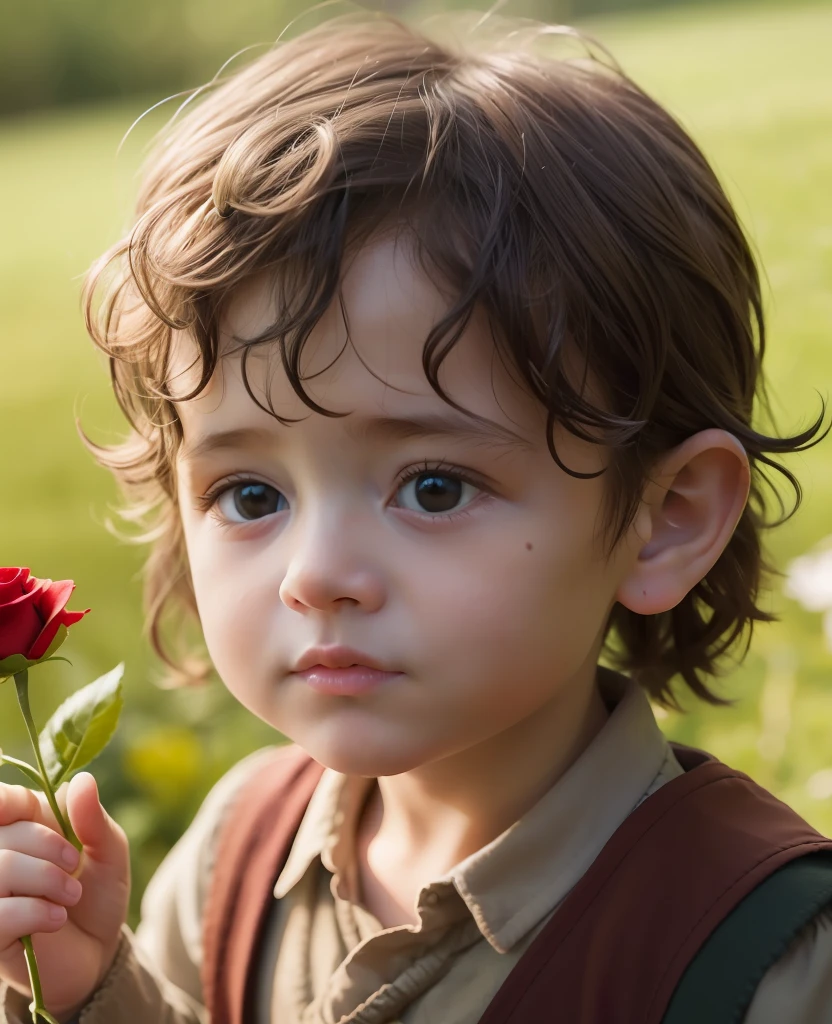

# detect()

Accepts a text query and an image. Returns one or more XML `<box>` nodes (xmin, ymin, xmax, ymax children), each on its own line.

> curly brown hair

<box><xmin>82</xmin><ymin>11</ymin><xmax>824</xmax><ymax>706</ymax></box>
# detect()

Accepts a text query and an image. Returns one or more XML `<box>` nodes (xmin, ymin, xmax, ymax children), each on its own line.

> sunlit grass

<box><xmin>590</xmin><ymin>0</ymin><xmax>832</xmax><ymax>833</ymax></box>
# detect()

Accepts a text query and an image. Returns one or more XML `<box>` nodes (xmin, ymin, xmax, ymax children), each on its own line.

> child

<box><xmin>1</xmin><ymin>10</ymin><xmax>831</xmax><ymax>1023</ymax></box>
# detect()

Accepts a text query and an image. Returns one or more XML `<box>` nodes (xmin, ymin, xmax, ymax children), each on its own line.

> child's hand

<box><xmin>0</xmin><ymin>772</ymin><xmax>130</xmax><ymax>1020</ymax></box>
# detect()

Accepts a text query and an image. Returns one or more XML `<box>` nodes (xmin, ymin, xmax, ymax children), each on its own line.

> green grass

<box><xmin>1</xmin><ymin>0</ymin><xmax>831</xmax><ymax>919</ymax></box>
<box><xmin>588</xmin><ymin>0</ymin><xmax>832</xmax><ymax>830</ymax></box>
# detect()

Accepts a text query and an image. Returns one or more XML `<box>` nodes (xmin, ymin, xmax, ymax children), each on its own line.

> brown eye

<box><xmin>396</xmin><ymin>472</ymin><xmax>478</xmax><ymax>515</ymax></box>
<box><xmin>218</xmin><ymin>482</ymin><xmax>287</xmax><ymax>522</ymax></box>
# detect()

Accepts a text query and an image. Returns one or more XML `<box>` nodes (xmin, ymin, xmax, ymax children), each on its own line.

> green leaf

<box><xmin>39</xmin><ymin>664</ymin><xmax>125</xmax><ymax>789</ymax></box>
<box><xmin>0</xmin><ymin>630</ymin><xmax>70</xmax><ymax>684</ymax></box>
<box><xmin>40</xmin><ymin>624</ymin><xmax>68</xmax><ymax>661</ymax></box>
<box><xmin>0</xmin><ymin>654</ymin><xmax>29</xmax><ymax>682</ymax></box>
<box><xmin>0</xmin><ymin>752</ymin><xmax>45</xmax><ymax>790</ymax></box>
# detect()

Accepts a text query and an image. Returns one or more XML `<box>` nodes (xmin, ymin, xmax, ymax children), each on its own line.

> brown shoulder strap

<box><xmin>201</xmin><ymin>745</ymin><xmax>323</xmax><ymax>1024</ymax></box>
<box><xmin>478</xmin><ymin>743</ymin><xmax>832</xmax><ymax>1024</ymax></box>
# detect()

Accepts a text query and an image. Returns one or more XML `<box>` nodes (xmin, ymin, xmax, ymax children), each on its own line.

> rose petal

<box><xmin>0</xmin><ymin>567</ymin><xmax>28</xmax><ymax>601</ymax></box>
<box><xmin>1</xmin><ymin>569</ymin><xmax>90</xmax><ymax>662</ymax></box>
<box><xmin>27</xmin><ymin>580</ymin><xmax>90</xmax><ymax>660</ymax></box>
<box><xmin>34</xmin><ymin>580</ymin><xmax>75</xmax><ymax>624</ymax></box>
<box><xmin>0</xmin><ymin>572</ymin><xmax>45</xmax><ymax>661</ymax></box>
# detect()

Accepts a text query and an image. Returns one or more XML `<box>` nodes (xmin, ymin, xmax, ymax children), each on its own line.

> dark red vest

<box><xmin>202</xmin><ymin>743</ymin><xmax>832</xmax><ymax>1024</ymax></box>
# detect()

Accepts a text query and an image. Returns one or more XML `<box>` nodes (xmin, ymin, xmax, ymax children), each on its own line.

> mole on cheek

<box><xmin>525</xmin><ymin>542</ymin><xmax>533</xmax><ymax>551</ymax></box>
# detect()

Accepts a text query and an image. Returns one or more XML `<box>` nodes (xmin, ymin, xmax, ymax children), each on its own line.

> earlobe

<box><xmin>616</xmin><ymin>430</ymin><xmax>750</xmax><ymax>616</ymax></box>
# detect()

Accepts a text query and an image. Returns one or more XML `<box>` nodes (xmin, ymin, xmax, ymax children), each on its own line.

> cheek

<box><xmin>413</xmin><ymin>522</ymin><xmax>612</xmax><ymax>679</ymax></box>
<box><xmin>202</xmin><ymin>584</ymin><xmax>266</xmax><ymax>652</ymax></box>
<box><xmin>184</xmin><ymin>528</ymin><xmax>278</xmax><ymax>685</ymax></box>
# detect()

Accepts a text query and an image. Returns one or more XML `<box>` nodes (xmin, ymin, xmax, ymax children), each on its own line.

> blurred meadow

<box><xmin>1</xmin><ymin>0</ymin><xmax>831</xmax><ymax>924</ymax></box>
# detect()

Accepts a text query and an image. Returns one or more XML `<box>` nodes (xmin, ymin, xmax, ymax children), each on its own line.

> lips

<box><xmin>291</xmin><ymin>644</ymin><xmax>394</xmax><ymax>673</ymax></box>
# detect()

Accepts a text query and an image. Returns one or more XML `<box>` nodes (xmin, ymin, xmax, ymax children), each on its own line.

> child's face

<box><xmin>171</xmin><ymin>231</ymin><xmax>646</xmax><ymax>776</ymax></box>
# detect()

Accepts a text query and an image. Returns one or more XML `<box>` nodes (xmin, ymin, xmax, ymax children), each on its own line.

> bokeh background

<box><xmin>1</xmin><ymin>0</ymin><xmax>831</xmax><ymax>926</ymax></box>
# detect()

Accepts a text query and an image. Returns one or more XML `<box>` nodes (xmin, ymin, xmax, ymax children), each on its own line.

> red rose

<box><xmin>0</xmin><ymin>567</ymin><xmax>90</xmax><ymax>661</ymax></box>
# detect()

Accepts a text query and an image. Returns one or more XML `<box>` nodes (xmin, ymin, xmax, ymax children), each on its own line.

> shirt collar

<box><xmin>274</xmin><ymin>669</ymin><xmax>679</xmax><ymax>953</ymax></box>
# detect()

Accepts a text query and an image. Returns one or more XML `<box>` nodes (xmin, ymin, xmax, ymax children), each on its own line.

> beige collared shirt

<box><xmin>3</xmin><ymin>674</ymin><xmax>831</xmax><ymax>1023</ymax></box>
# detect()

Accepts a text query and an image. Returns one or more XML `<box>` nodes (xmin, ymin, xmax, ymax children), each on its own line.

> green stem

<box><xmin>13</xmin><ymin>672</ymin><xmax>80</xmax><ymax>850</ymax></box>
<box><xmin>14</xmin><ymin>672</ymin><xmax>77</xmax><ymax>1024</ymax></box>
<box><xmin>0</xmin><ymin>754</ymin><xmax>45</xmax><ymax>791</ymax></box>
<box><xmin>20</xmin><ymin>936</ymin><xmax>61</xmax><ymax>1024</ymax></box>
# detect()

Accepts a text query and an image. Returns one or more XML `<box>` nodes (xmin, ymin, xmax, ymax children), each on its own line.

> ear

<box><xmin>616</xmin><ymin>430</ymin><xmax>750</xmax><ymax>615</ymax></box>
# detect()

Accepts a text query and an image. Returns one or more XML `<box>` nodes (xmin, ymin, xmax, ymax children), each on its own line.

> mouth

<box><xmin>292</xmin><ymin>644</ymin><xmax>395</xmax><ymax>674</ymax></box>
<box><xmin>294</xmin><ymin>664</ymin><xmax>404</xmax><ymax>697</ymax></box>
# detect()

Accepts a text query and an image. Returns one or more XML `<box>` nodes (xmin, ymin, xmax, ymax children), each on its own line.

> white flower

<box><xmin>785</xmin><ymin>540</ymin><xmax>832</xmax><ymax>651</ymax></box>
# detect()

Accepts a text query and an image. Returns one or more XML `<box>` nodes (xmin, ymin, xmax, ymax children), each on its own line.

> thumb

<box><xmin>64</xmin><ymin>772</ymin><xmax>126</xmax><ymax>867</ymax></box>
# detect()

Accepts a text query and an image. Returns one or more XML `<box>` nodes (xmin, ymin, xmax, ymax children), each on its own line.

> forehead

<box><xmin>167</xmin><ymin>229</ymin><xmax>545</xmax><ymax>440</ymax></box>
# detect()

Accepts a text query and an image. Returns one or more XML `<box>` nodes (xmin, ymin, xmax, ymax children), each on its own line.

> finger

<box><xmin>0</xmin><ymin>849</ymin><xmax>82</xmax><ymax>905</ymax></box>
<box><xmin>0</xmin><ymin>784</ymin><xmax>52</xmax><ymax>829</ymax></box>
<box><xmin>0</xmin><ymin>897</ymin><xmax>67</xmax><ymax>955</ymax></box>
<box><xmin>0</xmin><ymin>821</ymin><xmax>81</xmax><ymax>874</ymax></box>
<box><xmin>65</xmin><ymin>773</ymin><xmax>127</xmax><ymax>867</ymax></box>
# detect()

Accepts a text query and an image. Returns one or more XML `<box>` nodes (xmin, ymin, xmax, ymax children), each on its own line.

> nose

<box><xmin>278</xmin><ymin>505</ymin><xmax>386</xmax><ymax>615</ymax></box>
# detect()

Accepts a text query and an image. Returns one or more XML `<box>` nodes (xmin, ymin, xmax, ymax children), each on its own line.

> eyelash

<box><xmin>394</xmin><ymin>461</ymin><xmax>486</xmax><ymax>522</ymax></box>
<box><xmin>193</xmin><ymin>460</ymin><xmax>488</xmax><ymax>529</ymax></box>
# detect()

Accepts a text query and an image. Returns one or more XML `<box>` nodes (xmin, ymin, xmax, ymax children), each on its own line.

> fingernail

<box><xmin>64</xmin><ymin>876</ymin><xmax>82</xmax><ymax>900</ymax></box>
<box><xmin>61</xmin><ymin>845</ymin><xmax>80</xmax><ymax>869</ymax></box>
<box><xmin>48</xmin><ymin>905</ymin><xmax>66</xmax><ymax>922</ymax></box>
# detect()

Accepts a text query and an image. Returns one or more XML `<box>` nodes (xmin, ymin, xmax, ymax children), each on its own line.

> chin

<box><xmin>311</xmin><ymin>744</ymin><xmax>423</xmax><ymax>778</ymax></box>
<box><xmin>291</xmin><ymin>723</ymin><xmax>436</xmax><ymax>778</ymax></box>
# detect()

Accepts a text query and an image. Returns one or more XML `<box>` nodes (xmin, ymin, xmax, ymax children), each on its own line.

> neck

<box><xmin>358</xmin><ymin>661</ymin><xmax>610</xmax><ymax>880</ymax></box>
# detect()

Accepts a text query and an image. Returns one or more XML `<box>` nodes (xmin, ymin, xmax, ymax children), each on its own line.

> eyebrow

<box><xmin>178</xmin><ymin>412</ymin><xmax>531</xmax><ymax>463</ymax></box>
